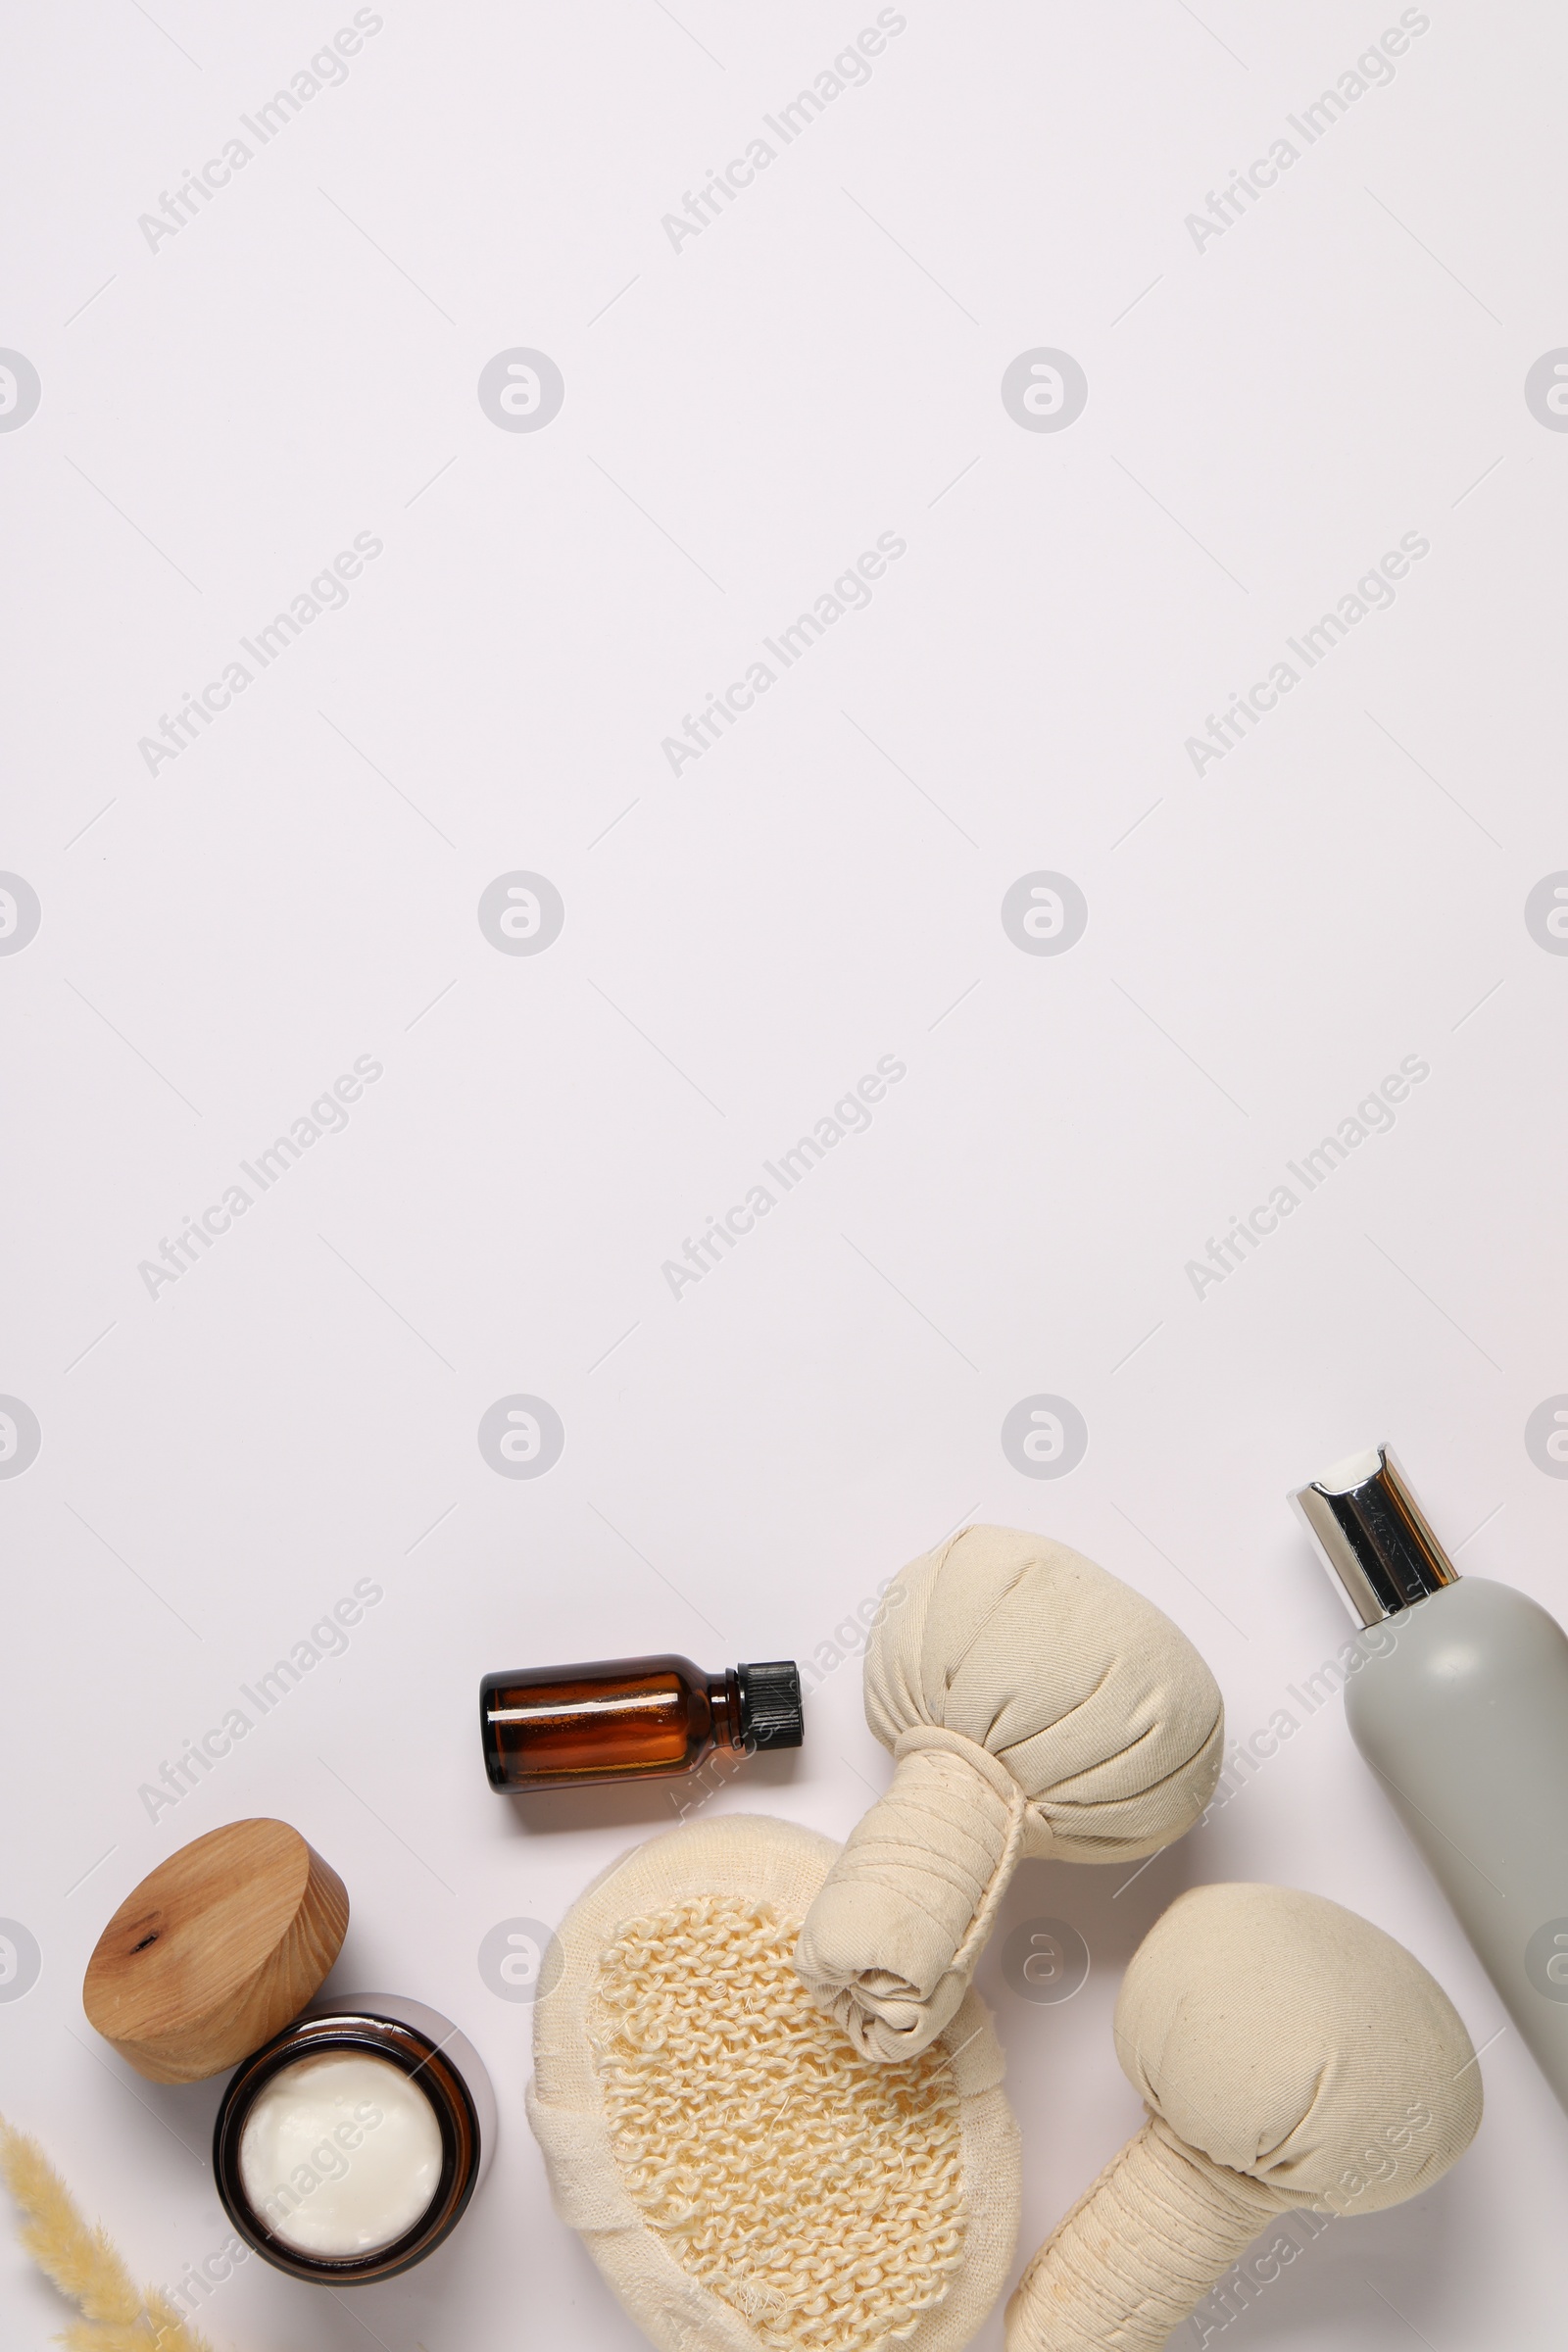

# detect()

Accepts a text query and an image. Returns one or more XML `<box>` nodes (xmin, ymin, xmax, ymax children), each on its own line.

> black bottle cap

<box><xmin>736</xmin><ymin>1660</ymin><xmax>805</xmax><ymax>1751</ymax></box>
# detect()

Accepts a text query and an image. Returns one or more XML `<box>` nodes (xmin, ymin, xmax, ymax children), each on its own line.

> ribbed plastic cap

<box><xmin>736</xmin><ymin>1660</ymin><xmax>805</xmax><ymax>1750</ymax></box>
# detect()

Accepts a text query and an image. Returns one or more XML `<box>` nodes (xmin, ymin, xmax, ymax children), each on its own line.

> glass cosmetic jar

<box><xmin>213</xmin><ymin>1995</ymin><xmax>496</xmax><ymax>2283</ymax></box>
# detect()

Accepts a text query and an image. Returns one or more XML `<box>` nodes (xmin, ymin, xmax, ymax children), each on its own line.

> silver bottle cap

<box><xmin>1288</xmin><ymin>1444</ymin><xmax>1460</xmax><ymax>1627</ymax></box>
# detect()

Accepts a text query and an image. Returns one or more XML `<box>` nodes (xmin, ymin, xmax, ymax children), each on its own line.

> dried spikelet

<box><xmin>0</xmin><ymin>2117</ymin><xmax>142</xmax><ymax>2326</ymax></box>
<box><xmin>57</xmin><ymin>2326</ymin><xmax>159</xmax><ymax>2352</ymax></box>
<box><xmin>0</xmin><ymin>2116</ymin><xmax>215</xmax><ymax>2352</ymax></box>
<box><xmin>144</xmin><ymin>2284</ymin><xmax>216</xmax><ymax>2352</ymax></box>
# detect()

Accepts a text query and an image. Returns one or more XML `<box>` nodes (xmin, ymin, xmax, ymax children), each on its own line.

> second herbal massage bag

<box><xmin>794</xmin><ymin>1525</ymin><xmax>1225</xmax><ymax>2059</ymax></box>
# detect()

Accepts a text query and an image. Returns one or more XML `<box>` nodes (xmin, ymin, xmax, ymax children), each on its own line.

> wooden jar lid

<box><xmin>82</xmin><ymin>1820</ymin><xmax>349</xmax><ymax>2083</ymax></box>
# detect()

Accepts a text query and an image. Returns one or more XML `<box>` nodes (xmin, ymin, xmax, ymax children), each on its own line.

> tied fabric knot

<box><xmin>796</xmin><ymin>1731</ymin><xmax>1028</xmax><ymax>2062</ymax></box>
<box><xmin>795</xmin><ymin>1527</ymin><xmax>1225</xmax><ymax>2060</ymax></box>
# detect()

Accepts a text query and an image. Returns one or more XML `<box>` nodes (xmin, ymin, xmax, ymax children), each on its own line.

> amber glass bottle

<box><xmin>479</xmin><ymin>1654</ymin><xmax>803</xmax><ymax>1792</ymax></box>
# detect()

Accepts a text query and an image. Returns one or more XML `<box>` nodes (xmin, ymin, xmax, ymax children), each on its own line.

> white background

<box><xmin>3</xmin><ymin>3</ymin><xmax>1567</xmax><ymax>2347</ymax></box>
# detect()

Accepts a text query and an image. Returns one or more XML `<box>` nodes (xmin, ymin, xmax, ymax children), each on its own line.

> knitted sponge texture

<box><xmin>528</xmin><ymin>1816</ymin><xmax>1021</xmax><ymax>2352</ymax></box>
<box><xmin>594</xmin><ymin>1893</ymin><xmax>964</xmax><ymax>2352</ymax></box>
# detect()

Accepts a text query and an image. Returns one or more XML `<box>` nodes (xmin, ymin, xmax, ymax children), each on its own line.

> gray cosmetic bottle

<box><xmin>1291</xmin><ymin>1443</ymin><xmax>1568</xmax><ymax>2117</ymax></box>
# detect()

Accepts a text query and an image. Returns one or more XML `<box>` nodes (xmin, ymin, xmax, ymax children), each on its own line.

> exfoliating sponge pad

<box><xmin>527</xmin><ymin>1814</ymin><xmax>1021</xmax><ymax>2352</ymax></box>
<box><xmin>795</xmin><ymin>1526</ymin><xmax>1225</xmax><ymax>2060</ymax></box>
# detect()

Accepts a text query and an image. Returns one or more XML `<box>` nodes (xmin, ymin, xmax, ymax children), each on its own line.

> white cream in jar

<box><xmin>236</xmin><ymin>2049</ymin><xmax>443</xmax><ymax>2257</ymax></box>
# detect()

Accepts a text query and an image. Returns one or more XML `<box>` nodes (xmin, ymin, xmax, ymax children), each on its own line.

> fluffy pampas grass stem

<box><xmin>0</xmin><ymin>2114</ymin><xmax>215</xmax><ymax>2351</ymax></box>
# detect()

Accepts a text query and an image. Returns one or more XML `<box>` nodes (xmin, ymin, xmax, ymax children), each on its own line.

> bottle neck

<box><xmin>706</xmin><ymin>1670</ymin><xmax>743</xmax><ymax>1750</ymax></box>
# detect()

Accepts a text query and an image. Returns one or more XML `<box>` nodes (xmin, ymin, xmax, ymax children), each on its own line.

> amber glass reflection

<box><xmin>480</xmin><ymin>1654</ymin><xmax>740</xmax><ymax>1791</ymax></box>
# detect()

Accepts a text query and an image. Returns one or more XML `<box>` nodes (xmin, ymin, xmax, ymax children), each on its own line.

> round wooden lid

<box><xmin>82</xmin><ymin>1819</ymin><xmax>349</xmax><ymax>2084</ymax></box>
